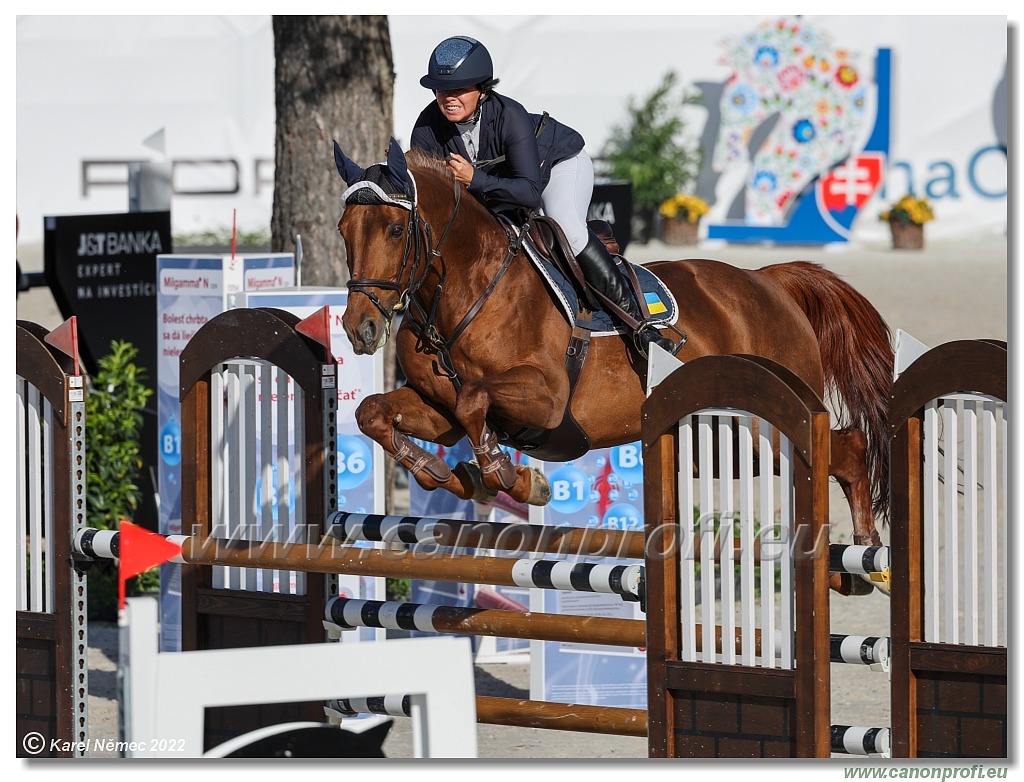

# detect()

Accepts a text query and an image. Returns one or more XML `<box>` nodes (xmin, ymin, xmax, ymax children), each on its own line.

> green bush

<box><xmin>173</xmin><ymin>226</ymin><xmax>271</xmax><ymax>248</ymax></box>
<box><xmin>386</xmin><ymin>578</ymin><xmax>411</xmax><ymax>602</ymax></box>
<box><xmin>84</xmin><ymin>341</ymin><xmax>157</xmax><ymax>618</ymax></box>
<box><xmin>602</xmin><ymin>71</ymin><xmax>703</xmax><ymax>239</ymax></box>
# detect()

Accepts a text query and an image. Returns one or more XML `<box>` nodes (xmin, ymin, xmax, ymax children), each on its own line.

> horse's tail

<box><xmin>761</xmin><ymin>261</ymin><xmax>894</xmax><ymax>523</ymax></box>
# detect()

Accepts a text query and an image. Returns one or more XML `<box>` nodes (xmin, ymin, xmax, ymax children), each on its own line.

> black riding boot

<box><xmin>574</xmin><ymin>232</ymin><xmax>677</xmax><ymax>357</ymax></box>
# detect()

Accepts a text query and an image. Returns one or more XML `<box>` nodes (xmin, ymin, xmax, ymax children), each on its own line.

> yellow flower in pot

<box><xmin>660</xmin><ymin>193</ymin><xmax>709</xmax><ymax>223</ymax></box>
<box><xmin>659</xmin><ymin>193</ymin><xmax>709</xmax><ymax>245</ymax></box>
<box><xmin>879</xmin><ymin>194</ymin><xmax>934</xmax><ymax>250</ymax></box>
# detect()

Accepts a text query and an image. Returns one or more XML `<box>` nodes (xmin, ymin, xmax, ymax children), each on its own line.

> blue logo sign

<box><xmin>549</xmin><ymin>464</ymin><xmax>591</xmax><ymax>515</ymax></box>
<box><xmin>336</xmin><ymin>434</ymin><xmax>372</xmax><ymax>490</ymax></box>
<box><xmin>159</xmin><ymin>416</ymin><xmax>181</xmax><ymax>466</ymax></box>
<box><xmin>610</xmin><ymin>443</ymin><xmax>644</xmax><ymax>486</ymax></box>
<box><xmin>601</xmin><ymin>502</ymin><xmax>643</xmax><ymax>532</ymax></box>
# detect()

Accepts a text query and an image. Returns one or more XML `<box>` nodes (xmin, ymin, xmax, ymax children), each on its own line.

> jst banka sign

<box><xmin>700</xmin><ymin>19</ymin><xmax>892</xmax><ymax>245</ymax></box>
<box><xmin>44</xmin><ymin>211</ymin><xmax>170</xmax><ymax>377</ymax></box>
<box><xmin>44</xmin><ymin>210</ymin><xmax>172</xmax><ymax>531</ymax></box>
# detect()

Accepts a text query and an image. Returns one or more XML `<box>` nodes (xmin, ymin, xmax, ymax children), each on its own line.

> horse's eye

<box><xmin>388</xmin><ymin>223</ymin><xmax>404</xmax><ymax>239</ymax></box>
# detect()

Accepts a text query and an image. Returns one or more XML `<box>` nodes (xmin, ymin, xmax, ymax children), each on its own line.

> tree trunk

<box><xmin>271</xmin><ymin>15</ymin><xmax>394</xmax><ymax>286</ymax></box>
<box><xmin>272</xmin><ymin>16</ymin><xmax>401</xmax><ymax>512</ymax></box>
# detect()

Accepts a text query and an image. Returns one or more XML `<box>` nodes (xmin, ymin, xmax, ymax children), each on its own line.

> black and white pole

<box><xmin>829</xmin><ymin>545</ymin><xmax>888</xmax><ymax>575</ymax></box>
<box><xmin>829</xmin><ymin>634</ymin><xmax>890</xmax><ymax>669</ymax></box>
<box><xmin>73</xmin><ymin>528</ymin><xmax>120</xmax><ymax>560</ymax></box>
<box><xmin>830</xmin><ymin>725</ymin><xmax>891</xmax><ymax>757</ymax></box>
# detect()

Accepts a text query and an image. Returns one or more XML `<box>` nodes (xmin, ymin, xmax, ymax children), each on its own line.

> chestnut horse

<box><xmin>334</xmin><ymin>139</ymin><xmax>893</xmax><ymax>559</ymax></box>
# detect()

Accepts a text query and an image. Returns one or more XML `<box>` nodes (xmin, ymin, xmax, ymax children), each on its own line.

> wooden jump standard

<box><xmin>16</xmin><ymin>319</ymin><xmax>89</xmax><ymax>759</ymax></box>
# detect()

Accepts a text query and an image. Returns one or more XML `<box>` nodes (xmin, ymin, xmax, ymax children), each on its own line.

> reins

<box><xmin>425</xmin><ymin>212</ymin><xmax>529</xmax><ymax>387</ymax></box>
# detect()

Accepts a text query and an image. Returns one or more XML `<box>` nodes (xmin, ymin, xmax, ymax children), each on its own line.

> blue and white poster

<box><xmin>529</xmin><ymin>444</ymin><xmax>647</xmax><ymax>709</ymax></box>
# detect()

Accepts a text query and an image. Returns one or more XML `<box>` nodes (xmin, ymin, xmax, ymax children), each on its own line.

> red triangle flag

<box><xmin>43</xmin><ymin>316</ymin><xmax>80</xmax><ymax>376</ymax></box>
<box><xmin>296</xmin><ymin>305</ymin><xmax>333</xmax><ymax>357</ymax></box>
<box><xmin>118</xmin><ymin>520</ymin><xmax>182</xmax><ymax>608</ymax></box>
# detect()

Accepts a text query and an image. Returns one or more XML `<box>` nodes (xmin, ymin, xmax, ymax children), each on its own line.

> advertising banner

<box><xmin>529</xmin><ymin>444</ymin><xmax>647</xmax><ymax>709</ymax></box>
<box><xmin>43</xmin><ymin>211</ymin><xmax>172</xmax><ymax>532</ymax></box>
<box><xmin>17</xmin><ymin>16</ymin><xmax>1008</xmax><ymax>247</ymax></box>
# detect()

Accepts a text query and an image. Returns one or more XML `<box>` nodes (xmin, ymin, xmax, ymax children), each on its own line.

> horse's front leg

<box><xmin>451</xmin><ymin>368</ymin><xmax>563</xmax><ymax>506</ymax></box>
<box><xmin>354</xmin><ymin>386</ymin><xmax>484</xmax><ymax>501</ymax></box>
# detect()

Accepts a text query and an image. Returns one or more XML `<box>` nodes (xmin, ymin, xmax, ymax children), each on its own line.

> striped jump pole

<box><xmin>328</xmin><ymin>512</ymin><xmax>645</xmax><ymax>559</ymax></box>
<box><xmin>74</xmin><ymin>528</ymin><xmax>120</xmax><ymax>560</ymax></box>
<box><xmin>325</xmin><ymin>596</ymin><xmax>646</xmax><ymax>648</ymax></box>
<box><xmin>326</xmin><ymin>695</ymin><xmax>648</xmax><ymax>738</ymax></box>
<box><xmin>830</xmin><ymin>634</ymin><xmax>889</xmax><ymax>667</ymax></box>
<box><xmin>831</xmin><ymin>725</ymin><xmax>891</xmax><ymax>757</ymax></box>
<box><xmin>329</xmin><ymin>512</ymin><xmax>890</xmax><ymax>580</ymax></box>
<box><xmin>326</xmin><ymin>596</ymin><xmax>887</xmax><ymax>668</ymax></box>
<box><xmin>175</xmin><ymin>537</ymin><xmax>644</xmax><ymax>600</ymax></box>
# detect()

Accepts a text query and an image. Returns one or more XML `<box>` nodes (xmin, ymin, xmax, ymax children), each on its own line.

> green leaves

<box><xmin>84</xmin><ymin>341</ymin><xmax>154</xmax><ymax>533</ymax></box>
<box><xmin>173</xmin><ymin>226</ymin><xmax>271</xmax><ymax>247</ymax></box>
<box><xmin>602</xmin><ymin>71</ymin><xmax>703</xmax><ymax>215</ymax></box>
<box><xmin>84</xmin><ymin>340</ymin><xmax>159</xmax><ymax>615</ymax></box>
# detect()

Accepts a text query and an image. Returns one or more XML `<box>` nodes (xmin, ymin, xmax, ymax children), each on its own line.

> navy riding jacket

<box><xmin>410</xmin><ymin>91</ymin><xmax>585</xmax><ymax>213</ymax></box>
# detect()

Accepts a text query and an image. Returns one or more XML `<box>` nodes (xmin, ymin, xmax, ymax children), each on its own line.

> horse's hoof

<box><xmin>452</xmin><ymin>461</ymin><xmax>498</xmax><ymax>502</ymax></box>
<box><xmin>828</xmin><ymin>571</ymin><xmax>876</xmax><ymax>596</ymax></box>
<box><xmin>524</xmin><ymin>467</ymin><xmax>551</xmax><ymax>506</ymax></box>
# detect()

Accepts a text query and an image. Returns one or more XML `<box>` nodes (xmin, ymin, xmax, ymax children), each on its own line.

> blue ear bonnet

<box><xmin>335</xmin><ymin>137</ymin><xmax>415</xmax><ymax>210</ymax></box>
<box><xmin>341</xmin><ymin>164</ymin><xmax>416</xmax><ymax>210</ymax></box>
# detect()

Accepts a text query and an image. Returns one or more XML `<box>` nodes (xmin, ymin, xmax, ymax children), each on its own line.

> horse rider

<box><xmin>410</xmin><ymin>35</ymin><xmax>676</xmax><ymax>358</ymax></box>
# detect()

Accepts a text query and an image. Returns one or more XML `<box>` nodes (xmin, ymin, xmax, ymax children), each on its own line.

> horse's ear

<box><xmin>333</xmin><ymin>139</ymin><xmax>365</xmax><ymax>185</ymax></box>
<box><xmin>384</xmin><ymin>137</ymin><xmax>410</xmax><ymax>196</ymax></box>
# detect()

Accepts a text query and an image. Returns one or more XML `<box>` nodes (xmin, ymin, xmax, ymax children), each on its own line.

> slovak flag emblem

<box><xmin>818</xmin><ymin>152</ymin><xmax>886</xmax><ymax>213</ymax></box>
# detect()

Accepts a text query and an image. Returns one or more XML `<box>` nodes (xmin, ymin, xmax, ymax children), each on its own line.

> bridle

<box><xmin>345</xmin><ymin>170</ymin><xmax>530</xmax><ymax>388</ymax></box>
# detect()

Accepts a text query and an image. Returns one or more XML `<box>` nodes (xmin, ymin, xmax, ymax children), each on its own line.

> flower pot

<box><xmin>662</xmin><ymin>217</ymin><xmax>700</xmax><ymax>246</ymax></box>
<box><xmin>890</xmin><ymin>221</ymin><xmax>924</xmax><ymax>250</ymax></box>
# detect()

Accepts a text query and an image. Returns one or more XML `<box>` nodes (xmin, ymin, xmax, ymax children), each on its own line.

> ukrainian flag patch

<box><xmin>644</xmin><ymin>291</ymin><xmax>668</xmax><ymax>315</ymax></box>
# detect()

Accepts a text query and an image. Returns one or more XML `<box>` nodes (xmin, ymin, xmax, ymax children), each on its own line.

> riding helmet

<box><xmin>420</xmin><ymin>36</ymin><xmax>493</xmax><ymax>90</ymax></box>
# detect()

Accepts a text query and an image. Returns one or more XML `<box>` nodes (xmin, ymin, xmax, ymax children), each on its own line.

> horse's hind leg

<box><xmin>354</xmin><ymin>386</ymin><xmax>486</xmax><ymax>501</ymax></box>
<box><xmin>830</xmin><ymin>427</ymin><xmax>885</xmax><ymax>595</ymax></box>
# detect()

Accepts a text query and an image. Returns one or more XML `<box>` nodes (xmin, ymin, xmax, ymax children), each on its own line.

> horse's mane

<box><xmin>405</xmin><ymin>148</ymin><xmax>496</xmax><ymax>223</ymax></box>
<box><xmin>406</xmin><ymin>148</ymin><xmax>454</xmax><ymax>181</ymax></box>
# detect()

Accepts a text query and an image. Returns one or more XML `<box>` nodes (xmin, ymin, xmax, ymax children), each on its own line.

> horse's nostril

<box><xmin>360</xmin><ymin>319</ymin><xmax>377</xmax><ymax>347</ymax></box>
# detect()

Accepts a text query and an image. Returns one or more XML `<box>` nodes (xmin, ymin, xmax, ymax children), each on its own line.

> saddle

<box><xmin>527</xmin><ymin>217</ymin><xmax>638</xmax><ymax>316</ymax></box>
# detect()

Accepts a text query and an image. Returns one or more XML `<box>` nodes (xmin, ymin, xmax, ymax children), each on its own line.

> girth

<box><xmin>492</xmin><ymin>217</ymin><xmax>634</xmax><ymax>461</ymax></box>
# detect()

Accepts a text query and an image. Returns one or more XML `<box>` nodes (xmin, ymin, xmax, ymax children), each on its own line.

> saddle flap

<box><xmin>527</xmin><ymin>216</ymin><xmax>597</xmax><ymax>311</ymax></box>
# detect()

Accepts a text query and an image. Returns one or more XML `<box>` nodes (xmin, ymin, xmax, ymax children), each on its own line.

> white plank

<box><xmin>717</xmin><ymin>416</ymin><xmax>735</xmax><ymax>665</ymax></box>
<box><xmin>738</xmin><ymin>416</ymin><xmax>755</xmax><ymax>667</ymax></box>
<box><xmin>697</xmin><ymin>414</ymin><xmax>715</xmax><ymax>664</ymax></box>
<box><xmin>758</xmin><ymin>419</ymin><xmax>775</xmax><ymax>669</ymax></box>
<box><xmin>678</xmin><ymin>418</ymin><xmax>696</xmax><ymax>663</ymax></box>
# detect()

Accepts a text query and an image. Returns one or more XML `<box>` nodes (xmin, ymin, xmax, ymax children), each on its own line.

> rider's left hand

<box><xmin>445</xmin><ymin>153</ymin><xmax>473</xmax><ymax>187</ymax></box>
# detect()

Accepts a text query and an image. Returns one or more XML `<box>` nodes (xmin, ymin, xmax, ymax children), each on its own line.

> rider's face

<box><xmin>434</xmin><ymin>86</ymin><xmax>482</xmax><ymax>123</ymax></box>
